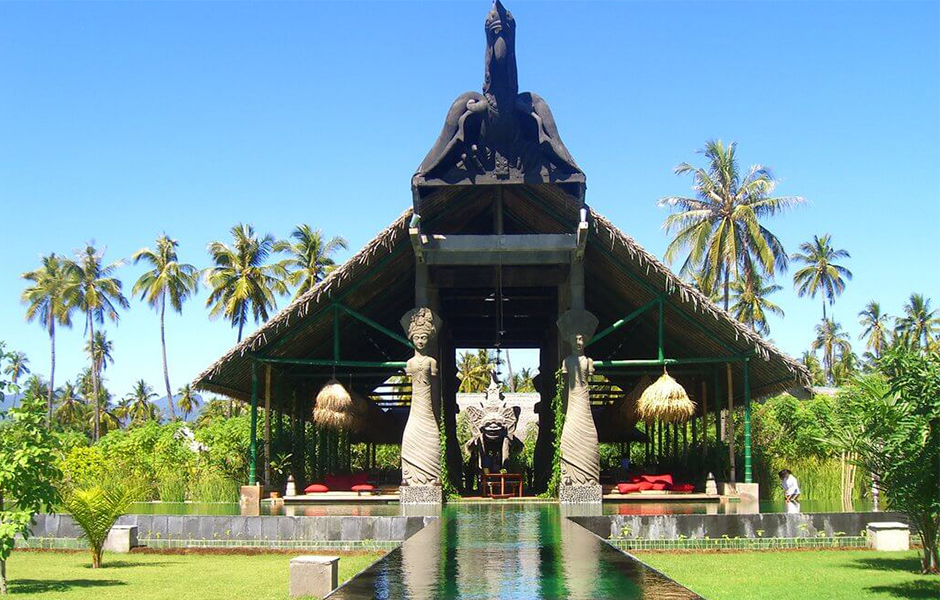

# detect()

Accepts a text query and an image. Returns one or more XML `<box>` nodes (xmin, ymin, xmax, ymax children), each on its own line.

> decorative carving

<box><xmin>399</xmin><ymin>308</ymin><xmax>444</xmax><ymax>487</ymax></box>
<box><xmin>557</xmin><ymin>309</ymin><xmax>600</xmax><ymax>487</ymax></box>
<box><xmin>414</xmin><ymin>1</ymin><xmax>583</xmax><ymax>188</ymax></box>
<box><xmin>464</xmin><ymin>374</ymin><xmax>522</xmax><ymax>476</ymax></box>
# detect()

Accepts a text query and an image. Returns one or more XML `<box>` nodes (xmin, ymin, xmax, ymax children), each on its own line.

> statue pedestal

<box><xmin>399</xmin><ymin>485</ymin><xmax>442</xmax><ymax>504</ymax></box>
<box><xmin>559</xmin><ymin>484</ymin><xmax>602</xmax><ymax>504</ymax></box>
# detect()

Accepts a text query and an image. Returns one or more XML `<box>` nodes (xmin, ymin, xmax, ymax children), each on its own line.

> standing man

<box><xmin>779</xmin><ymin>469</ymin><xmax>801</xmax><ymax>513</ymax></box>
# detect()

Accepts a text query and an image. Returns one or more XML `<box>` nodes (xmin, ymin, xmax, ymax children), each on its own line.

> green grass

<box><xmin>635</xmin><ymin>550</ymin><xmax>939</xmax><ymax>600</ymax></box>
<box><xmin>3</xmin><ymin>551</ymin><xmax>384</xmax><ymax>599</ymax></box>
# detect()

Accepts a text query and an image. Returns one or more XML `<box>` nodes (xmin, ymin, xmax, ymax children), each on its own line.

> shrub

<box><xmin>62</xmin><ymin>486</ymin><xmax>137</xmax><ymax>568</ymax></box>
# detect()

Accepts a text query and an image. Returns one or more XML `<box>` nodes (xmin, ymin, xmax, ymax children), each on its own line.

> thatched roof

<box><xmin>193</xmin><ymin>186</ymin><xmax>809</xmax><ymax>406</ymax></box>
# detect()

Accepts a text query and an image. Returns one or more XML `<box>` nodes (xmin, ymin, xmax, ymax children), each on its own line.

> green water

<box><xmin>327</xmin><ymin>503</ymin><xmax>701</xmax><ymax>599</ymax></box>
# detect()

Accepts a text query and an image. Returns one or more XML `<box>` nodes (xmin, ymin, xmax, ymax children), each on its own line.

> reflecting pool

<box><xmin>327</xmin><ymin>503</ymin><xmax>701</xmax><ymax>600</ymax></box>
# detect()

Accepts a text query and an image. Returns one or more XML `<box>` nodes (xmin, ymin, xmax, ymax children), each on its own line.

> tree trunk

<box><xmin>506</xmin><ymin>350</ymin><xmax>515</xmax><ymax>392</ymax></box>
<box><xmin>160</xmin><ymin>295</ymin><xmax>176</xmax><ymax>420</ymax></box>
<box><xmin>822</xmin><ymin>298</ymin><xmax>827</xmax><ymax>322</ymax></box>
<box><xmin>0</xmin><ymin>492</ymin><xmax>5</xmax><ymax>594</ymax></box>
<box><xmin>723</xmin><ymin>271</ymin><xmax>730</xmax><ymax>312</ymax></box>
<box><xmin>47</xmin><ymin>314</ymin><xmax>55</xmax><ymax>428</ymax></box>
<box><xmin>91</xmin><ymin>547</ymin><xmax>101</xmax><ymax>569</ymax></box>
<box><xmin>89</xmin><ymin>314</ymin><xmax>100</xmax><ymax>441</ymax></box>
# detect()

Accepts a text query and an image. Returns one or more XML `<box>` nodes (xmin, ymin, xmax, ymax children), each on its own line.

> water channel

<box><xmin>326</xmin><ymin>503</ymin><xmax>701</xmax><ymax>600</ymax></box>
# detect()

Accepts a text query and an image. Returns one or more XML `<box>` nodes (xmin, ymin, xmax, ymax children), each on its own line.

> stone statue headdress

<box><xmin>400</xmin><ymin>307</ymin><xmax>443</xmax><ymax>342</ymax></box>
<box><xmin>556</xmin><ymin>309</ymin><xmax>599</xmax><ymax>345</ymax></box>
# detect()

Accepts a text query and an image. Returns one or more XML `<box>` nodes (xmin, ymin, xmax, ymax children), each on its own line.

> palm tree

<box><xmin>132</xmin><ymin>235</ymin><xmax>199</xmax><ymax>420</ymax></box>
<box><xmin>85</xmin><ymin>330</ymin><xmax>114</xmax><ymax>381</ymax></box>
<box><xmin>67</xmin><ymin>244</ymin><xmax>129</xmax><ymax>441</ymax></box>
<box><xmin>811</xmin><ymin>319</ymin><xmax>852</xmax><ymax>384</ymax></box>
<box><xmin>831</xmin><ymin>351</ymin><xmax>859</xmax><ymax>387</ymax></box>
<box><xmin>456</xmin><ymin>349</ymin><xmax>496</xmax><ymax>393</ymax></box>
<box><xmin>278</xmin><ymin>224</ymin><xmax>347</xmax><ymax>299</ymax></box>
<box><xmin>54</xmin><ymin>381</ymin><xmax>86</xmax><ymax>430</ymax></box>
<box><xmin>895</xmin><ymin>293</ymin><xmax>939</xmax><ymax>350</ymax></box>
<box><xmin>729</xmin><ymin>273</ymin><xmax>785</xmax><ymax>336</ymax></box>
<box><xmin>125</xmin><ymin>379</ymin><xmax>159</xmax><ymax>426</ymax></box>
<box><xmin>204</xmin><ymin>224</ymin><xmax>289</xmax><ymax>342</ymax></box>
<box><xmin>800</xmin><ymin>351</ymin><xmax>826</xmax><ymax>386</ymax></box>
<box><xmin>511</xmin><ymin>367</ymin><xmax>537</xmax><ymax>393</ymax></box>
<box><xmin>658</xmin><ymin>140</ymin><xmax>804</xmax><ymax>310</ymax></box>
<box><xmin>858</xmin><ymin>301</ymin><xmax>890</xmax><ymax>359</ymax></box>
<box><xmin>21</xmin><ymin>253</ymin><xmax>78</xmax><ymax>425</ymax></box>
<box><xmin>791</xmin><ymin>234</ymin><xmax>852</xmax><ymax>321</ymax></box>
<box><xmin>2</xmin><ymin>351</ymin><xmax>30</xmax><ymax>407</ymax></box>
<box><xmin>176</xmin><ymin>383</ymin><xmax>200</xmax><ymax>420</ymax></box>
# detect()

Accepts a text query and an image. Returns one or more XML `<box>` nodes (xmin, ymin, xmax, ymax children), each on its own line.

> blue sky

<box><xmin>1</xmin><ymin>1</ymin><xmax>938</xmax><ymax>402</ymax></box>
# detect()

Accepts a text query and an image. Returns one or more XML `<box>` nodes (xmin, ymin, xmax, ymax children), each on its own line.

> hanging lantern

<box><xmin>313</xmin><ymin>379</ymin><xmax>366</xmax><ymax>431</ymax></box>
<box><xmin>618</xmin><ymin>374</ymin><xmax>652</xmax><ymax>424</ymax></box>
<box><xmin>637</xmin><ymin>369</ymin><xmax>695</xmax><ymax>423</ymax></box>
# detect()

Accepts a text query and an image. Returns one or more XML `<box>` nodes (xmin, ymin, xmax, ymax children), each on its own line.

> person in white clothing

<box><xmin>779</xmin><ymin>469</ymin><xmax>801</xmax><ymax>513</ymax></box>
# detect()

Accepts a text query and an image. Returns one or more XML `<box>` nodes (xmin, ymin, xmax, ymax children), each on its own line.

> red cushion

<box><xmin>650</xmin><ymin>482</ymin><xmax>671</xmax><ymax>491</ymax></box>
<box><xmin>637</xmin><ymin>481</ymin><xmax>654</xmax><ymax>491</ymax></box>
<box><xmin>351</xmin><ymin>484</ymin><xmax>376</xmax><ymax>492</ymax></box>
<box><xmin>304</xmin><ymin>483</ymin><xmax>329</xmax><ymax>493</ymax></box>
<box><xmin>617</xmin><ymin>483</ymin><xmax>643</xmax><ymax>494</ymax></box>
<box><xmin>629</xmin><ymin>476</ymin><xmax>644</xmax><ymax>483</ymax></box>
<box><xmin>672</xmin><ymin>483</ymin><xmax>695</xmax><ymax>493</ymax></box>
<box><xmin>325</xmin><ymin>474</ymin><xmax>352</xmax><ymax>490</ymax></box>
<box><xmin>641</xmin><ymin>474</ymin><xmax>674</xmax><ymax>485</ymax></box>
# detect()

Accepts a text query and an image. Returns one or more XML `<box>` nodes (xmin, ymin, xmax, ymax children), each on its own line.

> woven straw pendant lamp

<box><xmin>637</xmin><ymin>368</ymin><xmax>695</xmax><ymax>423</ymax></box>
<box><xmin>313</xmin><ymin>379</ymin><xmax>366</xmax><ymax>431</ymax></box>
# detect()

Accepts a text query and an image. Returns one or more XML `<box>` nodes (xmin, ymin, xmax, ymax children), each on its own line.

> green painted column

<box><xmin>249</xmin><ymin>359</ymin><xmax>259</xmax><ymax>485</ymax></box>
<box><xmin>713</xmin><ymin>369</ymin><xmax>721</xmax><ymax>443</ymax></box>
<box><xmin>743</xmin><ymin>358</ymin><xmax>753</xmax><ymax>484</ymax></box>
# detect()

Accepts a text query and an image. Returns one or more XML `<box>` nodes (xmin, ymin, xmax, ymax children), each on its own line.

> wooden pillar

<box><xmin>713</xmin><ymin>369</ymin><xmax>722</xmax><ymax>444</ymax></box>
<box><xmin>264</xmin><ymin>365</ymin><xmax>272</xmax><ymax>486</ymax></box>
<box><xmin>726</xmin><ymin>364</ymin><xmax>736</xmax><ymax>484</ymax></box>
<box><xmin>249</xmin><ymin>360</ymin><xmax>259</xmax><ymax>485</ymax></box>
<box><xmin>743</xmin><ymin>359</ymin><xmax>753</xmax><ymax>484</ymax></box>
<box><xmin>292</xmin><ymin>389</ymin><xmax>302</xmax><ymax>485</ymax></box>
<box><xmin>440</xmin><ymin>328</ymin><xmax>461</xmax><ymax>492</ymax></box>
<box><xmin>701</xmin><ymin>379</ymin><xmax>708</xmax><ymax>460</ymax></box>
<box><xmin>534</xmin><ymin>324</ymin><xmax>559</xmax><ymax>491</ymax></box>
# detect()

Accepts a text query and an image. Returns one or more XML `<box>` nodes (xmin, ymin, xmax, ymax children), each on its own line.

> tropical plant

<box><xmin>658</xmin><ymin>140</ymin><xmax>804</xmax><ymax>310</ymax></box>
<box><xmin>132</xmin><ymin>235</ymin><xmax>199</xmax><ymax>420</ymax></box>
<box><xmin>0</xmin><ymin>393</ymin><xmax>61</xmax><ymax>593</ymax></box>
<box><xmin>61</xmin><ymin>486</ymin><xmax>138</xmax><ymax>568</ymax></box>
<box><xmin>456</xmin><ymin>350</ymin><xmax>497</xmax><ymax>393</ymax></box>
<box><xmin>21</xmin><ymin>376</ymin><xmax>50</xmax><ymax>409</ymax></box>
<box><xmin>729</xmin><ymin>273</ymin><xmax>784</xmax><ymax>336</ymax></box>
<box><xmin>858</xmin><ymin>301</ymin><xmax>890</xmax><ymax>360</ymax></box>
<box><xmin>1</xmin><ymin>352</ymin><xmax>29</xmax><ymax>391</ymax></box>
<box><xmin>205</xmin><ymin>224</ymin><xmax>289</xmax><ymax>342</ymax></box>
<box><xmin>176</xmin><ymin>384</ymin><xmax>200</xmax><ymax>420</ymax></box>
<box><xmin>278</xmin><ymin>224</ymin><xmax>347</xmax><ymax>299</ymax></box>
<box><xmin>831</xmin><ymin>351</ymin><xmax>859</xmax><ymax>387</ymax></box>
<box><xmin>511</xmin><ymin>368</ymin><xmax>537</xmax><ymax>393</ymax></box>
<box><xmin>125</xmin><ymin>380</ymin><xmax>159</xmax><ymax>426</ymax></box>
<box><xmin>895</xmin><ymin>293</ymin><xmax>939</xmax><ymax>350</ymax></box>
<box><xmin>85</xmin><ymin>330</ymin><xmax>114</xmax><ymax>380</ymax></box>
<box><xmin>791</xmin><ymin>234</ymin><xmax>852</xmax><ymax>321</ymax></box>
<box><xmin>66</xmin><ymin>244</ymin><xmax>129</xmax><ymax>441</ymax></box>
<box><xmin>54</xmin><ymin>382</ymin><xmax>86</xmax><ymax>429</ymax></box>
<box><xmin>811</xmin><ymin>319</ymin><xmax>852</xmax><ymax>385</ymax></box>
<box><xmin>21</xmin><ymin>253</ymin><xmax>78</xmax><ymax>425</ymax></box>
<box><xmin>828</xmin><ymin>349</ymin><xmax>940</xmax><ymax>573</ymax></box>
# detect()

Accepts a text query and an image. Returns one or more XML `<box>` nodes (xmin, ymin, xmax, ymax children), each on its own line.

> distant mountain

<box><xmin>0</xmin><ymin>392</ymin><xmax>206</xmax><ymax>422</ymax></box>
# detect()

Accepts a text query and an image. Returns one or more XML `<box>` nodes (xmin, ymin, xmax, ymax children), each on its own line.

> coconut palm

<box><xmin>204</xmin><ymin>224</ymin><xmax>289</xmax><ymax>342</ymax></box>
<box><xmin>729</xmin><ymin>273</ymin><xmax>784</xmax><ymax>336</ymax></box>
<box><xmin>125</xmin><ymin>379</ymin><xmax>159</xmax><ymax>426</ymax></box>
<box><xmin>791</xmin><ymin>234</ymin><xmax>852</xmax><ymax>321</ymax></box>
<box><xmin>176</xmin><ymin>383</ymin><xmax>200</xmax><ymax>420</ymax></box>
<box><xmin>132</xmin><ymin>235</ymin><xmax>199</xmax><ymax>420</ymax></box>
<box><xmin>658</xmin><ymin>140</ymin><xmax>804</xmax><ymax>310</ymax></box>
<box><xmin>54</xmin><ymin>381</ymin><xmax>86</xmax><ymax>429</ymax></box>
<box><xmin>89</xmin><ymin>389</ymin><xmax>121</xmax><ymax>436</ymax></box>
<box><xmin>800</xmin><ymin>351</ymin><xmax>826</xmax><ymax>386</ymax></box>
<box><xmin>85</xmin><ymin>330</ymin><xmax>114</xmax><ymax>380</ymax></box>
<box><xmin>63</xmin><ymin>486</ymin><xmax>138</xmax><ymax>568</ymax></box>
<box><xmin>456</xmin><ymin>349</ymin><xmax>497</xmax><ymax>393</ymax></box>
<box><xmin>21</xmin><ymin>253</ymin><xmax>78</xmax><ymax>425</ymax></box>
<box><xmin>858</xmin><ymin>301</ymin><xmax>890</xmax><ymax>360</ymax></box>
<box><xmin>278</xmin><ymin>224</ymin><xmax>348</xmax><ymax>299</ymax></box>
<box><xmin>895</xmin><ymin>293</ymin><xmax>939</xmax><ymax>350</ymax></box>
<box><xmin>831</xmin><ymin>351</ymin><xmax>859</xmax><ymax>387</ymax></box>
<box><xmin>66</xmin><ymin>244</ymin><xmax>129</xmax><ymax>441</ymax></box>
<box><xmin>811</xmin><ymin>319</ymin><xmax>852</xmax><ymax>384</ymax></box>
<box><xmin>511</xmin><ymin>367</ymin><xmax>537</xmax><ymax>393</ymax></box>
<box><xmin>22</xmin><ymin>375</ymin><xmax>50</xmax><ymax>404</ymax></box>
<box><xmin>2</xmin><ymin>351</ymin><xmax>30</xmax><ymax>407</ymax></box>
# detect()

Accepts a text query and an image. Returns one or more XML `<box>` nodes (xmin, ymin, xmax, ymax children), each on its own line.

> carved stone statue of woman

<box><xmin>557</xmin><ymin>309</ymin><xmax>600</xmax><ymax>489</ymax></box>
<box><xmin>399</xmin><ymin>307</ymin><xmax>443</xmax><ymax>487</ymax></box>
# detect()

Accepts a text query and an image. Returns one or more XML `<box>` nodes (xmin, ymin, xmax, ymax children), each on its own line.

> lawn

<box><xmin>2</xmin><ymin>550</ymin><xmax>384</xmax><ymax>599</ymax></box>
<box><xmin>634</xmin><ymin>550</ymin><xmax>939</xmax><ymax>600</ymax></box>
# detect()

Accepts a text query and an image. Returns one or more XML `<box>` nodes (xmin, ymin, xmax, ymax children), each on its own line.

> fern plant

<box><xmin>62</xmin><ymin>486</ymin><xmax>137</xmax><ymax>568</ymax></box>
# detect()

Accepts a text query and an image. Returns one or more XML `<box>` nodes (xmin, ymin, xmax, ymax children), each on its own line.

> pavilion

<box><xmin>192</xmin><ymin>0</ymin><xmax>809</xmax><ymax>499</ymax></box>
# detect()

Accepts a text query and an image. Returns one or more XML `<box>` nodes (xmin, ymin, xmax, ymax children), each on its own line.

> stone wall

<box><xmin>570</xmin><ymin>512</ymin><xmax>908</xmax><ymax>541</ymax></box>
<box><xmin>27</xmin><ymin>514</ymin><xmax>434</xmax><ymax>549</ymax></box>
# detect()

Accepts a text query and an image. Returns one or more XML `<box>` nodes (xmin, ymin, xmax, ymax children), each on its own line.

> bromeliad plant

<box><xmin>62</xmin><ymin>486</ymin><xmax>138</xmax><ymax>568</ymax></box>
